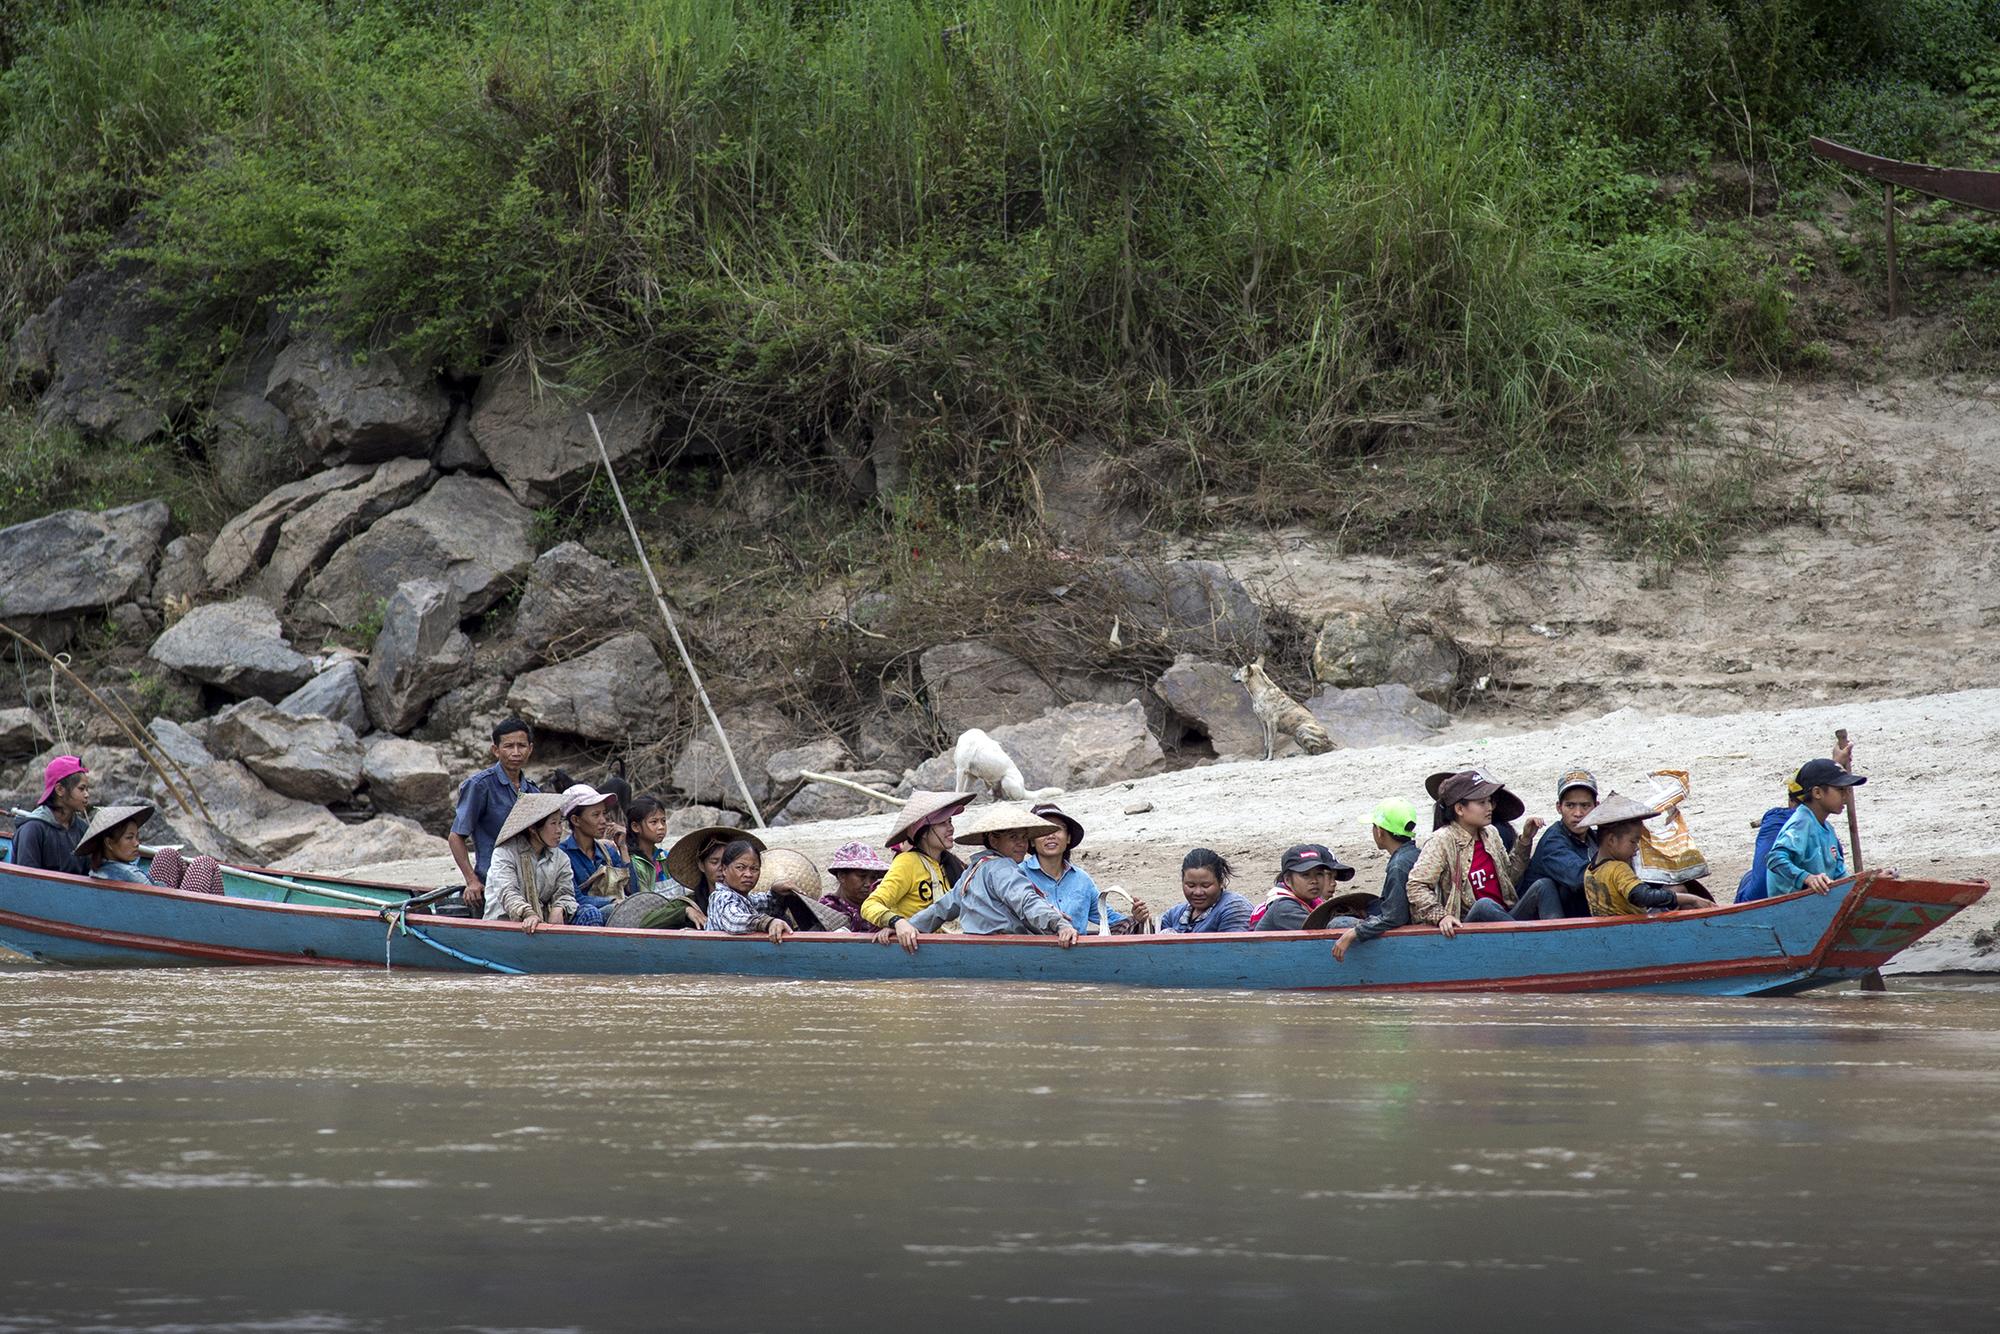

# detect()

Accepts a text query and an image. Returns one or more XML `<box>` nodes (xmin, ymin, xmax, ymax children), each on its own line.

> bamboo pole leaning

<box><xmin>586</xmin><ymin>413</ymin><xmax>767</xmax><ymax>828</ymax></box>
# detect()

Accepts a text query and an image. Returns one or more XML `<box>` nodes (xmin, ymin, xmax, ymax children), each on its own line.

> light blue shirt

<box><xmin>1765</xmin><ymin>805</ymin><xmax>1847</xmax><ymax>897</ymax></box>
<box><xmin>909</xmin><ymin>851</ymin><xmax>1071</xmax><ymax>936</ymax></box>
<box><xmin>1020</xmin><ymin>858</ymin><xmax>1124</xmax><ymax>931</ymax></box>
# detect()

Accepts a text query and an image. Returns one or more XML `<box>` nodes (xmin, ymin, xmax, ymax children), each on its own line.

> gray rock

<box><xmin>302</xmin><ymin>474</ymin><xmax>536</xmax><ymax>629</ymax></box>
<box><xmin>664</xmin><ymin>804</ymin><xmax>748</xmax><ymax>838</ymax></box>
<box><xmin>148</xmin><ymin>598</ymin><xmax>314</xmax><ymax>699</ymax></box>
<box><xmin>506</xmin><ymin>632</ymin><xmax>669</xmax><ymax>741</ymax></box>
<box><xmin>467</xmin><ymin>351</ymin><xmax>661</xmax><ymax>505</ymax></box>
<box><xmin>210</xmin><ymin>698</ymin><xmax>364</xmax><ymax>805</ymax></box>
<box><xmin>363</xmin><ymin>580</ymin><xmax>473</xmax><ymax>733</ymax></box>
<box><xmin>900</xmin><ymin>752</ymin><xmax>958</xmax><ymax>795</ymax></box>
<box><xmin>508</xmin><ymin>541</ymin><xmax>647</xmax><ymax>670</ymax></box>
<box><xmin>772</xmin><ymin>768</ymin><xmax>901</xmax><ymax>825</ymax></box>
<box><xmin>205</xmin><ymin>464</ymin><xmax>374</xmax><ymax>590</ymax></box>
<box><xmin>264</xmin><ymin>337</ymin><xmax>450</xmax><ymax>464</ymax></box>
<box><xmin>766</xmin><ymin>738</ymin><xmax>850</xmax><ymax>788</ymax></box>
<box><xmin>1304</xmin><ymin>684</ymin><xmax>1450</xmax><ymax>750</ymax></box>
<box><xmin>1103</xmin><ymin>559</ymin><xmax>1266</xmax><ymax>658</ymax></box>
<box><xmin>248</xmin><ymin>459</ymin><xmax>435</xmax><ymax>605</ymax></box>
<box><xmin>108</xmin><ymin>602</ymin><xmax>157</xmax><ymax>641</ymax></box>
<box><xmin>414</xmin><ymin>673</ymin><xmax>508</xmax><ymax>745</ymax></box>
<box><xmin>433</xmin><ymin>406</ymin><xmax>486</xmax><ymax>471</ymax></box>
<box><xmin>278</xmin><ymin>659</ymin><xmax>370</xmax><ymax>734</ymax></box>
<box><xmin>209</xmin><ymin>384</ymin><xmax>312</xmax><ymax>509</ymax></box>
<box><xmin>0</xmin><ymin>500</ymin><xmax>171</xmax><ymax>619</ymax></box>
<box><xmin>271</xmin><ymin>814</ymin><xmax>446</xmax><ymax>874</ymax></box>
<box><xmin>361</xmin><ymin>735</ymin><xmax>454</xmax><ymax>824</ymax></box>
<box><xmin>987</xmin><ymin>700</ymin><xmax>1165</xmax><ymax>792</ymax></box>
<box><xmin>670</xmin><ymin>706</ymin><xmax>791</xmax><ymax>807</ymax></box>
<box><xmin>854</xmin><ymin>707</ymin><xmax>927</xmax><ymax>773</ymax></box>
<box><xmin>29</xmin><ymin>254</ymin><xmax>179</xmax><ymax>444</ymax></box>
<box><xmin>1151</xmin><ymin>653</ymin><xmax>1266</xmax><ymax>757</ymax></box>
<box><xmin>920</xmin><ymin>641</ymin><xmax>1059</xmax><ymax>734</ymax></box>
<box><xmin>147</xmin><ymin>717</ymin><xmax>215</xmax><ymax>771</ymax></box>
<box><xmin>1311</xmin><ymin>612</ymin><xmax>1463</xmax><ymax>704</ymax></box>
<box><xmin>152</xmin><ymin>535</ymin><xmax>211</xmax><ymax>608</ymax></box>
<box><xmin>0</xmin><ymin>707</ymin><xmax>52</xmax><ymax>759</ymax></box>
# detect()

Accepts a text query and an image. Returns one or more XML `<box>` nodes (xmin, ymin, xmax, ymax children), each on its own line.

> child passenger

<box><xmin>861</xmin><ymin>791</ymin><xmax>972</xmax><ymax>932</ymax></box>
<box><xmin>1765</xmin><ymin>758</ymin><xmax>1866</xmax><ymax>897</ymax></box>
<box><xmin>1330</xmin><ymin>798</ymin><xmax>1423</xmax><ymax>961</ymax></box>
<box><xmin>1157</xmin><ymin>849</ymin><xmax>1252</xmax><ymax>933</ymax></box>
<box><xmin>1582</xmin><ymin>793</ymin><xmax>1709</xmax><ymax>915</ymax></box>
<box><xmin>821</xmin><ymin>842</ymin><xmax>891</xmax><ymax>932</ymax></box>
<box><xmin>75</xmin><ymin>804</ymin><xmax>153</xmax><ymax>883</ymax></box>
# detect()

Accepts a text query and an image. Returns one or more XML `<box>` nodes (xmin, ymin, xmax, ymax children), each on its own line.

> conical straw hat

<box><xmin>1582</xmin><ymin>791</ymin><xmax>1658</xmax><ymax>829</ymax></box>
<box><xmin>75</xmin><ymin>803</ymin><xmax>153</xmax><ymax>857</ymax></box>
<box><xmin>495</xmin><ymin>792</ymin><xmax>567</xmax><ymax>847</ymax></box>
<box><xmin>665</xmin><ymin>825</ymin><xmax>762</xmax><ymax>890</ymax></box>
<box><xmin>885</xmin><ymin>790</ymin><xmax>973</xmax><ymax>848</ymax></box>
<box><xmin>952</xmin><ymin>802</ymin><xmax>1059</xmax><ymax>846</ymax></box>
<box><xmin>754</xmin><ymin>848</ymin><xmax>849</xmax><ymax>931</ymax></box>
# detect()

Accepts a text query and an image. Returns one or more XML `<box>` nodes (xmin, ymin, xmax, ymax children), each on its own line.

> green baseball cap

<box><xmin>1365</xmin><ymin>798</ymin><xmax>1422</xmax><ymax>839</ymax></box>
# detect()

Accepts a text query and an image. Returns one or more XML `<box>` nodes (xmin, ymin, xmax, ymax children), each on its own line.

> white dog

<box><xmin>953</xmin><ymin>728</ymin><xmax>1063</xmax><ymax>802</ymax></box>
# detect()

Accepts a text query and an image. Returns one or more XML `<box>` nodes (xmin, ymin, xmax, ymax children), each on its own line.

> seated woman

<box><xmin>1251</xmin><ymin>844</ymin><xmax>1362</xmax><ymax>930</ymax></box>
<box><xmin>1157</xmin><ymin>849</ymin><xmax>1253</xmax><ymax>933</ymax></box>
<box><xmin>821</xmin><ymin>842</ymin><xmax>890</xmax><ymax>931</ymax></box>
<box><xmin>74</xmin><ymin>804</ymin><xmax>154</xmax><ymax>883</ymax></box>
<box><xmin>664</xmin><ymin>824</ymin><xmax>765</xmax><ymax>930</ymax></box>
<box><xmin>1403</xmin><ymin>769</ymin><xmax>1542</xmax><ymax>938</ymax></box>
<box><xmin>882</xmin><ymin>804</ymin><xmax>1081</xmax><ymax>952</ymax></box>
<box><xmin>1021</xmin><ymin>802</ymin><xmax>1150</xmax><ymax>934</ymax></box>
<box><xmin>483</xmin><ymin>792</ymin><xmax>577</xmax><ymax>931</ymax></box>
<box><xmin>702</xmin><ymin>840</ymin><xmax>802</xmax><ymax>941</ymax></box>
<box><xmin>1583</xmin><ymin>793</ymin><xmax>1710</xmax><ymax>916</ymax></box>
<box><xmin>557</xmin><ymin>784</ymin><xmax>626</xmax><ymax>925</ymax></box>
<box><xmin>11</xmin><ymin>755</ymin><xmax>92</xmax><ymax>875</ymax></box>
<box><xmin>861</xmin><ymin>791</ymin><xmax>973</xmax><ymax>933</ymax></box>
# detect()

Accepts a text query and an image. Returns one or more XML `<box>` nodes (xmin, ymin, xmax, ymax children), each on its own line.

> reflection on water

<box><xmin>1</xmin><ymin>970</ymin><xmax>1997</xmax><ymax>1332</ymax></box>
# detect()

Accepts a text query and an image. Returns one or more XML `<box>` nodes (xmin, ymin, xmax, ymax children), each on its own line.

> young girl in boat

<box><xmin>11</xmin><ymin>755</ymin><xmax>92</xmax><ymax>875</ymax></box>
<box><xmin>1252</xmin><ymin>844</ymin><xmax>1371</xmax><ymax>930</ymax></box>
<box><xmin>483</xmin><ymin>792</ymin><xmax>578</xmax><ymax>932</ymax></box>
<box><xmin>860</xmin><ymin>791</ymin><xmax>972</xmax><ymax>932</ymax></box>
<box><xmin>1403</xmin><ymin>770</ymin><xmax>1543</xmax><ymax>938</ymax></box>
<box><xmin>623</xmin><ymin>796</ymin><xmax>671</xmax><ymax>895</ymax></box>
<box><xmin>74</xmin><ymin>804</ymin><xmax>152</xmax><ymax>883</ymax></box>
<box><xmin>557</xmin><ymin>784</ymin><xmax>625</xmax><ymax>926</ymax></box>
<box><xmin>1157</xmin><ymin>849</ymin><xmax>1252</xmax><ymax>933</ymax></box>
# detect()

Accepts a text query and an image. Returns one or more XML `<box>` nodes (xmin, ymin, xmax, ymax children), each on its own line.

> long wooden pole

<box><xmin>586</xmin><ymin>414</ymin><xmax>766</xmax><ymax>828</ymax></box>
<box><xmin>1836</xmin><ymin>727</ymin><xmax>1885</xmax><ymax>991</ymax></box>
<box><xmin>1883</xmin><ymin>185</ymin><xmax>1899</xmax><ymax>318</ymax></box>
<box><xmin>796</xmin><ymin>770</ymin><xmax>901</xmax><ymax>806</ymax></box>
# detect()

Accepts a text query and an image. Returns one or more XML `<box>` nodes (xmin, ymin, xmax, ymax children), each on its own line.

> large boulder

<box><xmin>156</xmin><ymin>759</ymin><xmax>345</xmax><ymax>863</ymax></box>
<box><xmin>0</xmin><ymin>707</ymin><xmax>52</xmax><ymax>759</ymax></box>
<box><xmin>210</xmin><ymin>698</ymin><xmax>364</xmax><ymax>805</ymax></box>
<box><xmin>271</xmin><ymin>814</ymin><xmax>447</xmax><ymax>874</ymax></box>
<box><xmin>147</xmin><ymin>717</ymin><xmax>215</xmax><ymax>771</ymax></box>
<box><xmin>148</xmin><ymin>598</ymin><xmax>314</xmax><ymax>699</ymax></box>
<box><xmin>507</xmin><ymin>541</ymin><xmax>648</xmax><ymax>670</ymax></box>
<box><xmin>766</xmin><ymin>738</ymin><xmax>851</xmax><ymax>789</ymax></box>
<box><xmin>1311</xmin><ymin>612</ymin><xmax>1463</xmax><ymax>704</ymax></box>
<box><xmin>1150</xmin><ymin>653</ymin><xmax>1266</xmax><ymax>757</ymax></box>
<box><xmin>363</xmin><ymin>579</ymin><xmax>474</xmax><ymax>733</ymax></box>
<box><xmin>361</xmin><ymin>735</ymin><xmax>455</xmax><ymax>825</ymax></box>
<box><xmin>664</xmin><ymin>803</ymin><xmax>748</xmax><ymax>838</ymax></box>
<box><xmin>1102</xmin><ymin>559</ymin><xmax>1267</xmax><ymax>659</ymax></box>
<box><xmin>986</xmin><ymin>700</ymin><xmax>1164</xmax><ymax>792</ymax></box>
<box><xmin>467</xmin><ymin>351</ymin><xmax>662</xmax><ymax>506</ymax></box>
<box><xmin>264</xmin><ymin>336</ymin><xmax>450</xmax><ymax>464</ymax></box>
<box><xmin>209</xmin><ymin>383</ymin><xmax>313</xmax><ymax>510</ymax></box>
<box><xmin>277</xmin><ymin>658</ymin><xmax>370</xmax><ymax>734</ymax></box>
<box><xmin>671</xmin><ymin>705</ymin><xmax>791</xmax><ymax>807</ymax></box>
<box><xmin>301</xmin><ymin>475</ymin><xmax>536</xmax><ymax>629</ymax></box>
<box><xmin>204</xmin><ymin>460</ymin><xmax>435</xmax><ymax>600</ymax></box>
<box><xmin>0</xmin><ymin>501</ymin><xmax>171</xmax><ymax>619</ymax></box>
<box><xmin>1304</xmin><ymin>684</ymin><xmax>1450</xmax><ymax>750</ymax></box>
<box><xmin>29</xmin><ymin>253</ymin><xmax>180</xmax><ymax>444</ymax></box>
<box><xmin>772</xmin><ymin>768</ymin><xmax>901</xmax><ymax>825</ymax></box>
<box><xmin>919</xmin><ymin>641</ymin><xmax>1059</xmax><ymax>734</ymax></box>
<box><xmin>506</xmin><ymin>633</ymin><xmax>670</xmax><ymax>742</ymax></box>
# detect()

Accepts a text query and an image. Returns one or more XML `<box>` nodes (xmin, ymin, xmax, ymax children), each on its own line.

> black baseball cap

<box><xmin>1279</xmin><ymin>843</ymin><xmax>1357</xmax><ymax>881</ymax></box>
<box><xmin>1795</xmin><ymin>758</ymin><xmax>1866</xmax><ymax>791</ymax></box>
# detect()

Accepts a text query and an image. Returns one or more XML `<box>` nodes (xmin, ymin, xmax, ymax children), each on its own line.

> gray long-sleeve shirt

<box><xmin>482</xmin><ymin>842</ymin><xmax>577</xmax><ymax>923</ymax></box>
<box><xmin>908</xmin><ymin>849</ymin><xmax>1069</xmax><ymax>936</ymax></box>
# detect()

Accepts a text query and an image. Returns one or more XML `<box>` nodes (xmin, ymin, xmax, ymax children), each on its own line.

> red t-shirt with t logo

<box><xmin>1466</xmin><ymin>839</ymin><xmax>1502</xmax><ymax>903</ymax></box>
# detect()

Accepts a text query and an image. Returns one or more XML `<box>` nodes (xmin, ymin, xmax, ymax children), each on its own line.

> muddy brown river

<box><xmin>2</xmin><ymin>968</ymin><xmax>1996</xmax><ymax>1332</ymax></box>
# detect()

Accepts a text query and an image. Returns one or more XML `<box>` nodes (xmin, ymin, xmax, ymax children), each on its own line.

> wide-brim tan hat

<box><xmin>885</xmin><ymin>790</ymin><xmax>973</xmax><ymax>848</ymax></box>
<box><xmin>953</xmin><ymin>802</ymin><xmax>1059</xmax><ymax>847</ymax></box>
<box><xmin>754</xmin><ymin>848</ymin><xmax>849</xmax><ymax>931</ymax></box>
<box><xmin>1300</xmin><ymin>887</ymin><xmax>1384</xmax><ymax>931</ymax></box>
<box><xmin>666</xmin><ymin>825</ymin><xmax>763</xmax><ymax>890</ymax></box>
<box><xmin>1582</xmin><ymin>791</ymin><xmax>1659</xmax><ymax>829</ymax></box>
<box><xmin>75</xmin><ymin>803</ymin><xmax>153</xmax><ymax>857</ymax></box>
<box><xmin>496</xmin><ymin>792</ymin><xmax>568</xmax><ymax>847</ymax></box>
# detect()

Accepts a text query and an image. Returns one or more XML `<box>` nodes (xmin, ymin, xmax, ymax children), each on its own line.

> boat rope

<box><xmin>380</xmin><ymin>904</ymin><xmax>525</xmax><ymax>975</ymax></box>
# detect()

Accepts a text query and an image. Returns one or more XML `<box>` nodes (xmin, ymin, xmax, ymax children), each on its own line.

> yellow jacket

<box><xmin>859</xmin><ymin>851</ymin><xmax>952</xmax><ymax>927</ymax></box>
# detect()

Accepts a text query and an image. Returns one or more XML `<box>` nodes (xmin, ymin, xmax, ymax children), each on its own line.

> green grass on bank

<box><xmin>0</xmin><ymin>0</ymin><xmax>1996</xmax><ymax>560</ymax></box>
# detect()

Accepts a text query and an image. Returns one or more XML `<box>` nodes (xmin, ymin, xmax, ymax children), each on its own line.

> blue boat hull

<box><xmin>2</xmin><ymin>857</ymin><xmax>1983</xmax><ymax>993</ymax></box>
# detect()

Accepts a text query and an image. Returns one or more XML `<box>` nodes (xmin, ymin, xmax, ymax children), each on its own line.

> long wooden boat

<box><xmin>0</xmin><ymin>838</ymin><xmax>1982</xmax><ymax>993</ymax></box>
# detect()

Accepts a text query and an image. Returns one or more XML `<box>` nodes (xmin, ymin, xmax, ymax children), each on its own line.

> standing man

<box><xmin>447</xmin><ymin>718</ymin><xmax>539</xmax><ymax>915</ymax></box>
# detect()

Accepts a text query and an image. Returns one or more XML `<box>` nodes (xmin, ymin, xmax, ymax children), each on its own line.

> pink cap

<box><xmin>826</xmin><ymin>841</ymin><xmax>891</xmax><ymax>874</ymax></box>
<box><xmin>39</xmin><ymin>755</ymin><xmax>87</xmax><ymax>808</ymax></box>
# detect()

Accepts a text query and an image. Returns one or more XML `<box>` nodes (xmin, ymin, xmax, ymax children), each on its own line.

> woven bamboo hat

<box><xmin>1581</xmin><ymin>791</ymin><xmax>1658</xmax><ymax>829</ymax></box>
<box><xmin>885</xmin><ymin>790</ymin><xmax>973</xmax><ymax>849</ymax></box>
<box><xmin>754</xmin><ymin>848</ymin><xmax>849</xmax><ymax>931</ymax></box>
<box><xmin>1300</xmin><ymin>885</ymin><xmax>1385</xmax><ymax>932</ymax></box>
<box><xmin>952</xmin><ymin>802</ymin><xmax>1059</xmax><ymax>847</ymax></box>
<box><xmin>74</xmin><ymin>803</ymin><xmax>153</xmax><ymax>858</ymax></box>
<box><xmin>496</xmin><ymin>792</ymin><xmax>567</xmax><ymax>847</ymax></box>
<box><xmin>666</xmin><ymin>825</ymin><xmax>763</xmax><ymax>890</ymax></box>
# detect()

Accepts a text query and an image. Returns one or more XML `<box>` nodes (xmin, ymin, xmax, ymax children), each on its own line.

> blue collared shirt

<box><xmin>1526</xmin><ymin>823</ymin><xmax>1594</xmax><ymax>891</ymax></box>
<box><xmin>450</xmin><ymin>764</ymin><xmax>539</xmax><ymax>879</ymax></box>
<box><xmin>1020</xmin><ymin>858</ymin><xmax>1124</xmax><ymax>932</ymax></box>
<box><xmin>909</xmin><ymin>851</ymin><xmax>1070</xmax><ymax>936</ymax></box>
<box><xmin>1765</xmin><ymin>805</ymin><xmax>1846</xmax><ymax>898</ymax></box>
<box><xmin>559</xmin><ymin>833</ymin><xmax>626</xmax><ymax>894</ymax></box>
<box><xmin>1158</xmin><ymin>890</ymin><xmax>1253</xmax><ymax>933</ymax></box>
